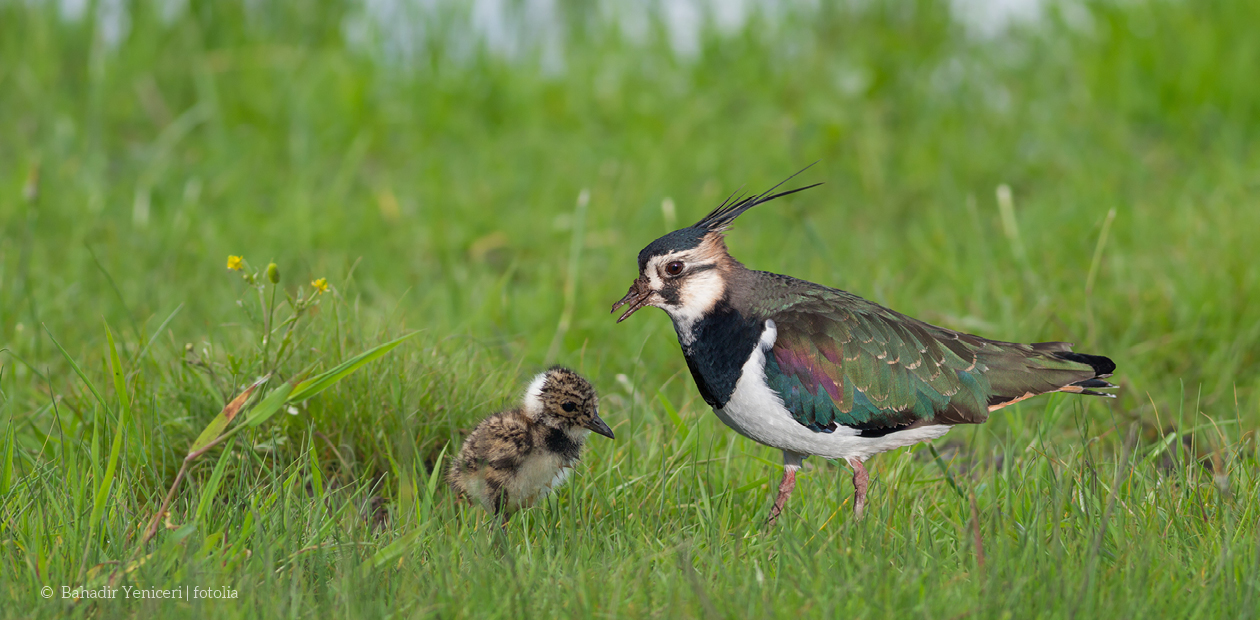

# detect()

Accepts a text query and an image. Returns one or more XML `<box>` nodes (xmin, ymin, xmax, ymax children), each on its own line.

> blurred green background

<box><xmin>2</xmin><ymin>0</ymin><xmax>1258</xmax><ymax>617</ymax></box>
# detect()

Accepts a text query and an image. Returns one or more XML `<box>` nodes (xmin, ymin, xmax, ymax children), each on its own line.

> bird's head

<box><xmin>522</xmin><ymin>366</ymin><xmax>614</xmax><ymax>439</ymax></box>
<box><xmin>612</xmin><ymin>169</ymin><xmax>821</xmax><ymax>325</ymax></box>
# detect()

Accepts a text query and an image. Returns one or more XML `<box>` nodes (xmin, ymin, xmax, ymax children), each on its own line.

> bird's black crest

<box><xmin>691</xmin><ymin>163</ymin><xmax>823</xmax><ymax>234</ymax></box>
<box><xmin>636</xmin><ymin>164</ymin><xmax>822</xmax><ymax>268</ymax></box>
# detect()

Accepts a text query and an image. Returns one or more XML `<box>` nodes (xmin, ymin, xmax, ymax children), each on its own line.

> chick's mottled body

<box><xmin>448</xmin><ymin>367</ymin><xmax>614</xmax><ymax>518</ymax></box>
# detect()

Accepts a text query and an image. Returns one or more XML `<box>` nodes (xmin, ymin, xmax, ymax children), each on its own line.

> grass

<box><xmin>2</xmin><ymin>0</ymin><xmax>1259</xmax><ymax>617</ymax></box>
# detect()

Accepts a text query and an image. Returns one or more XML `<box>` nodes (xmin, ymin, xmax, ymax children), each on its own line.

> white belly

<box><xmin>508</xmin><ymin>452</ymin><xmax>572</xmax><ymax>509</ymax></box>
<box><xmin>712</xmin><ymin>320</ymin><xmax>952</xmax><ymax>461</ymax></box>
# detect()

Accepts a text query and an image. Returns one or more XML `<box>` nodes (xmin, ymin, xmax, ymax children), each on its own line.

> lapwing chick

<box><xmin>448</xmin><ymin>366</ymin><xmax>614</xmax><ymax>522</ymax></box>
<box><xmin>613</xmin><ymin>169</ymin><xmax>1117</xmax><ymax>525</ymax></box>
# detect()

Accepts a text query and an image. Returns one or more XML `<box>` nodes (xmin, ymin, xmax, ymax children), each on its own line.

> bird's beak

<box><xmin>611</xmin><ymin>276</ymin><xmax>652</xmax><ymax>323</ymax></box>
<box><xmin>584</xmin><ymin>413</ymin><xmax>615</xmax><ymax>439</ymax></box>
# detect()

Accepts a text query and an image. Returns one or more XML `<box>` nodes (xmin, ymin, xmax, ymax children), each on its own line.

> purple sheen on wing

<box><xmin>774</xmin><ymin>346</ymin><xmax>843</xmax><ymax>404</ymax></box>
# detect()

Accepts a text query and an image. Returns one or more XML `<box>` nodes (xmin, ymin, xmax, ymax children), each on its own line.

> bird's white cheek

<box><xmin>663</xmin><ymin>273</ymin><xmax>723</xmax><ymax>347</ymax></box>
<box><xmin>665</xmin><ymin>270</ymin><xmax>724</xmax><ymax>322</ymax></box>
<box><xmin>680</xmin><ymin>271</ymin><xmax>724</xmax><ymax>311</ymax></box>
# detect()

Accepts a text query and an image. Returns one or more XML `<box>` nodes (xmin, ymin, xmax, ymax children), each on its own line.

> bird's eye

<box><xmin>665</xmin><ymin>261</ymin><xmax>684</xmax><ymax>276</ymax></box>
<box><xmin>562</xmin><ymin>402</ymin><xmax>577</xmax><ymax>413</ymax></box>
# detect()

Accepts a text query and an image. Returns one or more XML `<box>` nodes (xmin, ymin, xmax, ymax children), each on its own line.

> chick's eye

<box><xmin>665</xmin><ymin>261</ymin><xmax>684</xmax><ymax>276</ymax></box>
<box><xmin>562</xmin><ymin>402</ymin><xmax>577</xmax><ymax>413</ymax></box>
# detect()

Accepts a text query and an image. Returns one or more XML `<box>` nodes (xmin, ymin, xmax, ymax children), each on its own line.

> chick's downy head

<box><xmin>523</xmin><ymin>366</ymin><xmax>614</xmax><ymax>439</ymax></box>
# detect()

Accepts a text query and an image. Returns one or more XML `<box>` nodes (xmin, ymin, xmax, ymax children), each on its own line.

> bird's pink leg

<box><xmin>766</xmin><ymin>451</ymin><xmax>805</xmax><ymax>526</ymax></box>
<box><xmin>766</xmin><ymin>467</ymin><xmax>797</xmax><ymax>526</ymax></box>
<box><xmin>847</xmin><ymin>457</ymin><xmax>869</xmax><ymax>518</ymax></box>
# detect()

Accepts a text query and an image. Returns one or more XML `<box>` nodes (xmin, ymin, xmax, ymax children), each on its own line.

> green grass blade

<box><xmin>133</xmin><ymin>302</ymin><xmax>184</xmax><ymax>362</ymax></box>
<box><xmin>425</xmin><ymin>445</ymin><xmax>447</xmax><ymax>501</ymax></box>
<box><xmin>90</xmin><ymin>324</ymin><xmax>131</xmax><ymax>526</ymax></box>
<box><xmin>1143</xmin><ymin>432</ymin><xmax>1181</xmax><ymax>466</ymax></box>
<box><xmin>188</xmin><ymin>376</ymin><xmax>268</xmax><ymax>457</ymax></box>
<box><xmin>674</xmin><ymin>421</ymin><xmax>699</xmax><ymax>459</ymax></box>
<box><xmin>308</xmin><ymin>434</ymin><xmax>324</xmax><ymax>498</ymax></box>
<box><xmin>0</xmin><ymin>422</ymin><xmax>13</xmax><ymax>497</ymax></box>
<box><xmin>195</xmin><ymin>436</ymin><xmax>237</xmax><ymax>523</ymax></box>
<box><xmin>657</xmin><ymin>390</ymin><xmax>685</xmax><ymax>433</ymax></box>
<box><xmin>417</xmin><ymin>445</ymin><xmax>448</xmax><ymax>528</ymax></box>
<box><xmin>244</xmin><ymin>382</ymin><xmax>295</xmax><ymax>428</ymax></box>
<box><xmin>287</xmin><ymin>332</ymin><xmax>419</xmax><ymax>403</ymax></box>
<box><xmin>361</xmin><ymin>528</ymin><xmax>425</xmax><ymax>575</ymax></box>
<box><xmin>42</xmin><ymin>324</ymin><xmax>108</xmax><ymax>413</ymax></box>
<box><xmin>928</xmin><ymin>443</ymin><xmax>966</xmax><ymax>500</ymax></box>
<box><xmin>89</xmin><ymin>405</ymin><xmax>102</xmax><ymax>500</ymax></box>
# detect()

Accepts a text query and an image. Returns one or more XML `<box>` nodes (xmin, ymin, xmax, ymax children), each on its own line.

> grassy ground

<box><xmin>2</xmin><ymin>0</ymin><xmax>1259</xmax><ymax>617</ymax></box>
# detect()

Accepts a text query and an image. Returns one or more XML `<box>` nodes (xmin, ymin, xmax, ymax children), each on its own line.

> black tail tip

<box><xmin>1073</xmin><ymin>378</ymin><xmax>1117</xmax><ymax>389</ymax></box>
<box><xmin>1053</xmin><ymin>351</ymin><xmax>1117</xmax><ymax>378</ymax></box>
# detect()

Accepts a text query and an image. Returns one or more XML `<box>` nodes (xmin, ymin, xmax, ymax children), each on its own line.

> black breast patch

<box><xmin>543</xmin><ymin>428</ymin><xmax>582</xmax><ymax>463</ymax></box>
<box><xmin>681</xmin><ymin>300</ymin><xmax>763</xmax><ymax>409</ymax></box>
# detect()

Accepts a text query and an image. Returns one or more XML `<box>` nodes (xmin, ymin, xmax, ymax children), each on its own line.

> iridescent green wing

<box><xmin>755</xmin><ymin>279</ymin><xmax>1104</xmax><ymax>433</ymax></box>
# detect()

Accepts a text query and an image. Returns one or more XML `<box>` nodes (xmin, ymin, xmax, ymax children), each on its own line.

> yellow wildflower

<box><xmin>227</xmin><ymin>255</ymin><xmax>244</xmax><ymax>271</ymax></box>
<box><xmin>311</xmin><ymin>278</ymin><xmax>329</xmax><ymax>294</ymax></box>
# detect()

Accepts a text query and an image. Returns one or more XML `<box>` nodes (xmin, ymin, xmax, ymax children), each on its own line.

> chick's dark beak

<box><xmin>584</xmin><ymin>413</ymin><xmax>615</xmax><ymax>439</ymax></box>
<box><xmin>611</xmin><ymin>276</ymin><xmax>652</xmax><ymax>323</ymax></box>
